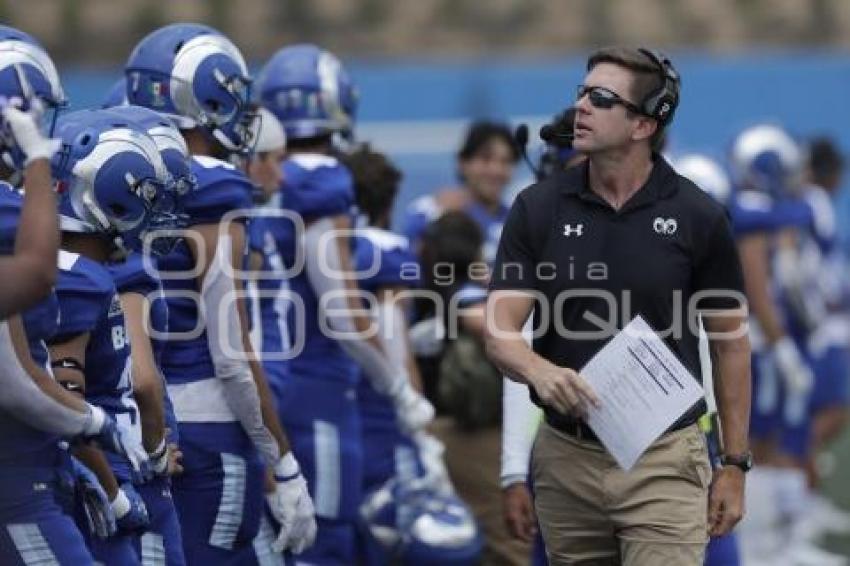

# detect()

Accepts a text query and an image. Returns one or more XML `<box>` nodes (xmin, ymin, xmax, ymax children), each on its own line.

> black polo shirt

<box><xmin>490</xmin><ymin>156</ymin><xmax>745</xmax><ymax>426</ymax></box>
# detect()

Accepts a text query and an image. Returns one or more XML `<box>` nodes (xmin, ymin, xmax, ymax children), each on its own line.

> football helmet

<box><xmin>0</xmin><ymin>25</ymin><xmax>66</xmax><ymax>169</ymax></box>
<box><xmin>730</xmin><ymin>124</ymin><xmax>803</xmax><ymax>196</ymax></box>
<box><xmin>673</xmin><ymin>153</ymin><xmax>732</xmax><ymax>205</ymax></box>
<box><xmin>51</xmin><ymin>109</ymin><xmax>176</xmax><ymax>254</ymax></box>
<box><xmin>360</xmin><ymin>476</ymin><xmax>482</xmax><ymax>565</ymax></box>
<box><xmin>125</xmin><ymin>23</ymin><xmax>256</xmax><ymax>154</ymax></box>
<box><xmin>256</xmin><ymin>44</ymin><xmax>357</xmax><ymax>141</ymax></box>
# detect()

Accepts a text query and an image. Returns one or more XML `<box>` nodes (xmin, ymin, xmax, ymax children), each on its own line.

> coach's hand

<box><xmin>503</xmin><ymin>482</ymin><xmax>537</xmax><ymax>543</ymax></box>
<box><xmin>708</xmin><ymin>466</ymin><xmax>745</xmax><ymax>536</ymax></box>
<box><xmin>530</xmin><ymin>364</ymin><xmax>600</xmax><ymax>417</ymax></box>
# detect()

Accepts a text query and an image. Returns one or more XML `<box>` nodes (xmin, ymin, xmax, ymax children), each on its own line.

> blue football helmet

<box><xmin>256</xmin><ymin>43</ymin><xmax>358</xmax><ymax>141</ymax></box>
<box><xmin>124</xmin><ymin>23</ymin><xmax>256</xmax><ymax>154</ymax></box>
<box><xmin>51</xmin><ymin>109</ymin><xmax>177</xmax><ymax>254</ymax></box>
<box><xmin>730</xmin><ymin>124</ymin><xmax>804</xmax><ymax>197</ymax></box>
<box><xmin>359</xmin><ymin>477</ymin><xmax>482</xmax><ymax>565</ymax></box>
<box><xmin>0</xmin><ymin>25</ymin><xmax>66</xmax><ymax>169</ymax></box>
<box><xmin>672</xmin><ymin>153</ymin><xmax>732</xmax><ymax>205</ymax></box>
<box><xmin>103</xmin><ymin>103</ymin><xmax>197</xmax><ymax>199</ymax></box>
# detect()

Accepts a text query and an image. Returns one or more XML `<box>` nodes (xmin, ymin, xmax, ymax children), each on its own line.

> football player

<box><xmin>47</xmin><ymin>108</ymin><xmax>181</xmax><ymax>564</ymax></box>
<box><xmin>256</xmin><ymin>43</ymin><xmax>432</xmax><ymax>564</ymax></box>
<box><xmin>125</xmin><ymin>23</ymin><xmax>315</xmax><ymax>563</ymax></box>
<box><xmin>728</xmin><ymin>125</ymin><xmax>846</xmax><ymax>566</ymax></box>
<box><xmin>102</xmin><ymin>102</ymin><xmax>196</xmax><ymax>565</ymax></box>
<box><xmin>343</xmin><ymin>144</ymin><xmax>481</xmax><ymax>565</ymax></box>
<box><xmin>0</xmin><ymin>29</ymin><xmax>143</xmax><ymax>566</ymax></box>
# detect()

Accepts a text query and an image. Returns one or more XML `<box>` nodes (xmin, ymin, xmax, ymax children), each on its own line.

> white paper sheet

<box><xmin>581</xmin><ymin>315</ymin><xmax>704</xmax><ymax>470</ymax></box>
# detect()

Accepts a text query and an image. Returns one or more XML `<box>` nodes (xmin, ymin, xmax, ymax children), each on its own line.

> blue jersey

<box><xmin>354</xmin><ymin>226</ymin><xmax>418</xmax><ymax>402</ymax></box>
<box><xmin>728</xmin><ymin>190</ymin><xmax>812</xmax><ymax>237</ymax></box>
<box><xmin>247</xmin><ymin>208</ymin><xmax>292</xmax><ymax>380</ymax></box>
<box><xmin>157</xmin><ymin>156</ymin><xmax>253</xmax><ymax>386</ymax></box>
<box><xmin>279</xmin><ymin>153</ymin><xmax>359</xmax><ymax>384</ymax></box>
<box><xmin>0</xmin><ymin>184</ymin><xmax>63</xmax><ymax>471</ymax></box>
<box><xmin>401</xmin><ymin>193</ymin><xmax>509</xmax><ymax>264</ymax></box>
<box><xmin>353</xmin><ymin>227</ymin><xmax>419</xmax><ymax>294</ymax></box>
<box><xmin>54</xmin><ymin>251</ymin><xmax>141</xmax><ymax>481</ymax></box>
<box><xmin>108</xmin><ymin>252</ymin><xmax>179</xmax><ymax>445</ymax></box>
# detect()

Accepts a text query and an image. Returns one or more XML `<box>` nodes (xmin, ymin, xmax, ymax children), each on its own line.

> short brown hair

<box><xmin>586</xmin><ymin>46</ymin><xmax>666</xmax><ymax>151</ymax></box>
<box><xmin>340</xmin><ymin>143</ymin><xmax>402</xmax><ymax>225</ymax></box>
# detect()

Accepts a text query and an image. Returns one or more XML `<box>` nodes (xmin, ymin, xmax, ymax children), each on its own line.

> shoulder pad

<box><xmin>734</xmin><ymin>191</ymin><xmax>773</xmax><ymax>212</ymax></box>
<box><xmin>107</xmin><ymin>252</ymin><xmax>160</xmax><ymax>297</ymax></box>
<box><xmin>54</xmin><ymin>251</ymin><xmax>116</xmax><ymax>337</ymax></box>
<box><xmin>406</xmin><ymin>195</ymin><xmax>441</xmax><ymax>220</ymax></box>
<box><xmin>360</xmin><ymin>227</ymin><xmax>410</xmax><ymax>252</ymax></box>
<box><xmin>22</xmin><ymin>291</ymin><xmax>60</xmax><ymax>344</ymax></box>
<box><xmin>281</xmin><ymin>154</ymin><xmax>354</xmax><ymax>219</ymax></box>
<box><xmin>186</xmin><ymin>156</ymin><xmax>253</xmax><ymax>225</ymax></box>
<box><xmin>355</xmin><ymin>228</ymin><xmax>418</xmax><ymax>290</ymax></box>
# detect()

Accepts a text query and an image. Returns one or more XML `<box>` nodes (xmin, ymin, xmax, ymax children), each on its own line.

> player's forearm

<box><xmin>501</xmin><ymin>376</ymin><xmax>540</xmax><ymax>486</ymax></box>
<box><xmin>121</xmin><ymin>293</ymin><xmax>166</xmax><ymax>451</ymax></box>
<box><xmin>712</xmin><ymin>336</ymin><xmax>752</xmax><ymax>455</ymax></box>
<box><xmin>132</xmin><ymin>363</ymin><xmax>167</xmax><ymax>453</ymax></box>
<box><xmin>738</xmin><ymin>236</ymin><xmax>785</xmax><ymax>343</ymax></box>
<box><xmin>252</xmin><ymin>363</ymin><xmax>290</xmax><ymax>455</ymax></box>
<box><xmin>6</xmin><ymin>160</ymin><xmax>57</xmax><ymax>305</ymax></box>
<box><xmin>73</xmin><ymin>444</ymin><xmax>120</xmax><ymax>500</ymax></box>
<box><xmin>234</xmin><ymin>256</ymin><xmax>291</xmax><ymax>455</ymax></box>
<box><xmin>1</xmin><ymin>318</ymin><xmax>94</xmax><ymax>436</ymax></box>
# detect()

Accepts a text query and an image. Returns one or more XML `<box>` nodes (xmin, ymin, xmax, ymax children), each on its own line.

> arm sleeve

<box><xmin>0</xmin><ymin>320</ymin><xmax>92</xmax><ymax>436</ymax></box>
<box><xmin>374</xmin><ymin>300</ymin><xmax>411</xmax><ymax>383</ymax></box>
<box><xmin>500</xmin><ymin>317</ymin><xmax>541</xmax><ymax>486</ymax></box>
<box><xmin>304</xmin><ymin>218</ymin><xmax>407</xmax><ymax>397</ymax></box>
<box><xmin>201</xmin><ymin>233</ymin><xmax>279</xmax><ymax>465</ymax></box>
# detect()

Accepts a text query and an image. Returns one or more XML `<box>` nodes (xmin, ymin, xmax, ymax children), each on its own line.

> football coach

<box><xmin>485</xmin><ymin>47</ymin><xmax>752</xmax><ymax>565</ymax></box>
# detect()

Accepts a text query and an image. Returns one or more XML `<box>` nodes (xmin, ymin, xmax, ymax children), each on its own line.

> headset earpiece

<box><xmin>637</xmin><ymin>47</ymin><xmax>680</xmax><ymax>126</ymax></box>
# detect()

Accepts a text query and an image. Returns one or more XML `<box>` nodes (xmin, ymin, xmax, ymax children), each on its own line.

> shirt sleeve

<box><xmin>489</xmin><ymin>194</ymin><xmax>538</xmax><ymax>291</ymax></box>
<box><xmin>692</xmin><ymin>212</ymin><xmax>746</xmax><ymax>311</ymax></box>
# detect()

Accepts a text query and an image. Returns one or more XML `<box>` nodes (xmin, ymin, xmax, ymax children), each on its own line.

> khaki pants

<box><xmin>532</xmin><ymin>423</ymin><xmax>710</xmax><ymax>566</ymax></box>
<box><xmin>432</xmin><ymin>417</ymin><xmax>532</xmax><ymax>566</ymax></box>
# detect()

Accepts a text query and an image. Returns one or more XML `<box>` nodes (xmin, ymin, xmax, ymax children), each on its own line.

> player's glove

<box><xmin>408</xmin><ymin>316</ymin><xmax>445</xmax><ymax>357</ymax></box>
<box><xmin>72</xmin><ymin>457</ymin><xmax>117</xmax><ymax>540</ymax></box>
<box><xmin>771</xmin><ymin>336</ymin><xmax>814</xmax><ymax>395</ymax></box>
<box><xmin>0</xmin><ymin>98</ymin><xmax>59</xmax><ymax>164</ymax></box>
<box><xmin>393</xmin><ymin>382</ymin><xmax>435</xmax><ymax>433</ymax></box>
<box><xmin>111</xmin><ymin>483</ymin><xmax>150</xmax><ymax>535</ymax></box>
<box><xmin>266</xmin><ymin>452</ymin><xmax>317</xmax><ymax>554</ymax></box>
<box><xmin>81</xmin><ymin>404</ymin><xmax>152</xmax><ymax>482</ymax></box>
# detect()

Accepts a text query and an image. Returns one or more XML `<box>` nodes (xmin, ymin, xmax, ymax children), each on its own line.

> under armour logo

<box><xmin>563</xmin><ymin>223</ymin><xmax>584</xmax><ymax>237</ymax></box>
<box><xmin>653</xmin><ymin>217</ymin><xmax>677</xmax><ymax>235</ymax></box>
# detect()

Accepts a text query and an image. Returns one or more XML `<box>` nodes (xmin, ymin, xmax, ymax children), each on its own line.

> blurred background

<box><xmin>12</xmin><ymin>0</ymin><xmax>850</xmax><ymax>557</ymax></box>
<box><xmin>11</xmin><ymin>0</ymin><xmax>850</xmax><ymax>228</ymax></box>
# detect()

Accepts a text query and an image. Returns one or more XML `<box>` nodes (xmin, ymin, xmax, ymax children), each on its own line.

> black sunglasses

<box><xmin>576</xmin><ymin>85</ymin><xmax>644</xmax><ymax>115</ymax></box>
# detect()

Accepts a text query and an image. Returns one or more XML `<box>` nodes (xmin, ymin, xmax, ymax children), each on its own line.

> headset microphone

<box><xmin>514</xmin><ymin>123</ymin><xmax>542</xmax><ymax>179</ymax></box>
<box><xmin>539</xmin><ymin>123</ymin><xmax>575</xmax><ymax>146</ymax></box>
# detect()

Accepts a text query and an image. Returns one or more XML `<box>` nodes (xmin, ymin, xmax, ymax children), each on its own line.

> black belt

<box><xmin>545</xmin><ymin>412</ymin><xmax>698</xmax><ymax>443</ymax></box>
<box><xmin>545</xmin><ymin>413</ymin><xmax>599</xmax><ymax>442</ymax></box>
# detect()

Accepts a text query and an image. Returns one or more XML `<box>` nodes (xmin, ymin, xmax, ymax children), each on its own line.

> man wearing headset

<box><xmin>485</xmin><ymin>47</ymin><xmax>751</xmax><ymax>565</ymax></box>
